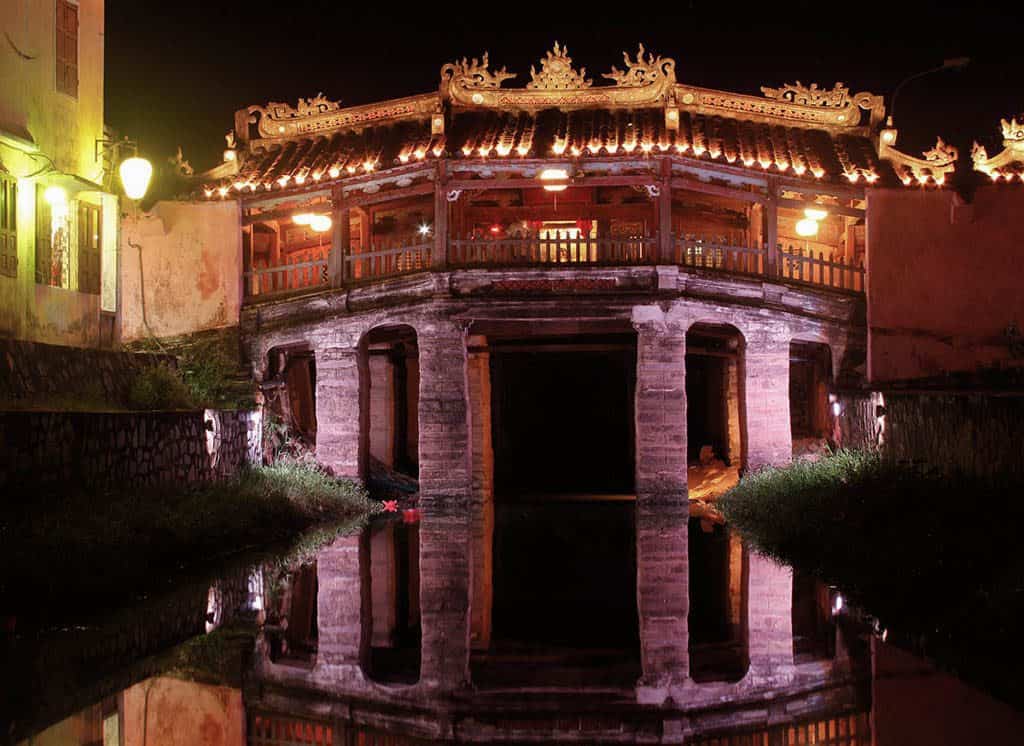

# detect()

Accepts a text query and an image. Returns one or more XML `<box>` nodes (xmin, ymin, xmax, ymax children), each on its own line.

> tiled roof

<box><xmin>205</xmin><ymin>108</ymin><xmax>887</xmax><ymax>197</ymax></box>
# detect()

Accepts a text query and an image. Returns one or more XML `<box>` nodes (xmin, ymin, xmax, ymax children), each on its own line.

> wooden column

<box><xmin>333</xmin><ymin>187</ymin><xmax>354</xmax><ymax>286</ymax></box>
<box><xmin>330</xmin><ymin>186</ymin><xmax>349</xmax><ymax>287</ymax></box>
<box><xmin>432</xmin><ymin>160</ymin><xmax>449</xmax><ymax>269</ymax></box>
<box><xmin>416</xmin><ymin>322</ymin><xmax>472</xmax><ymax>690</ymax></box>
<box><xmin>633</xmin><ymin>319</ymin><xmax>689</xmax><ymax>704</ymax></box>
<box><xmin>742</xmin><ymin>327</ymin><xmax>795</xmax><ymax>687</ymax></box>
<box><xmin>657</xmin><ymin>157</ymin><xmax>674</xmax><ymax>264</ymax></box>
<box><xmin>764</xmin><ymin>178</ymin><xmax>780</xmax><ymax>278</ymax></box>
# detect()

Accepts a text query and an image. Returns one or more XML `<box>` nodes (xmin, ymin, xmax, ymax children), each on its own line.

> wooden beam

<box><xmin>446</xmin><ymin>173</ymin><xmax>657</xmax><ymax>192</ymax></box>
<box><xmin>670</xmin><ymin>176</ymin><xmax>767</xmax><ymax>205</ymax></box>
<box><xmin>765</xmin><ymin>178</ymin><xmax>779</xmax><ymax>277</ymax></box>
<box><xmin>341</xmin><ymin>181</ymin><xmax>435</xmax><ymax>210</ymax></box>
<box><xmin>658</xmin><ymin>157</ymin><xmax>673</xmax><ymax>262</ymax></box>
<box><xmin>778</xmin><ymin>198</ymin><xmax>864</xmax><ymax>219</ymax></box>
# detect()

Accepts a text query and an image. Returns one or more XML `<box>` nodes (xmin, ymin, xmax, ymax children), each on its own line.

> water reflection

<box><xmin>7</xmin><ymin>517</ymin><xmax>1022</xmax><ymax>745</ymax></box>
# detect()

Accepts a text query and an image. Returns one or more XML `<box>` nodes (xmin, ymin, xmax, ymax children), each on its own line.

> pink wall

<box><xmin>120</xmin><ymin>201</ymin><xmax>242</xmax><ymax>342</ymax></box>
<box><xmin>122</xmin><ymin>677</ymin><xmax>244</xmax><ymax>746</ymax></box>
<box><xmin>867</xmin><ymin>187</ymin><xmax>1024</xmax><ymax>383</ymax></box>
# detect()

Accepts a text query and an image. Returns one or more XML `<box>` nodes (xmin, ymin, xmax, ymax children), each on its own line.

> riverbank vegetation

<box><xmin>0</xmin><ymin>462</ymin><xmax>374</xmax><ymax>625</ymax></box>
<box><xmin>719</xmin><ymin>450</ymin><xmax>1024</xmax><ymax>706</ymax></box>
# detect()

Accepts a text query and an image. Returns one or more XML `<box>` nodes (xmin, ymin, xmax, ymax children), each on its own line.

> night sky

<box><xmin>104</xmin><ymin>2</ymin><xmax>1023</xmax><ymax>175</ymax></box>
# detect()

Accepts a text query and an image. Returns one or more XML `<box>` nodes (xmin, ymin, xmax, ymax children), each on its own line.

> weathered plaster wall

<box><xmin>0</xmin><ymin>1</ymin><xmax>114</xmax><ymax>348</ymax></box>
<box><xmin>867</xmin><ymin>187</ymin><xmax>1024</xmax><ymax>382</ymax></box>
<box><xmin>0</xmin><ymin>0</ymin><xmax>106</xmax><ymax>181</ymax></box>
<box><xmin>0</xmin><ymin>408</ymin><xmax>262</xmax><ymax>493</ymax></box>
<box><xmin>120</xmin><ymin>201</ymin><xmax>242</xmax><ymax>342</ymax></box>
<box><xmin>122</xmin><ymin>677</ymin><xmax>245</xmax><ymax>746</ymax></box>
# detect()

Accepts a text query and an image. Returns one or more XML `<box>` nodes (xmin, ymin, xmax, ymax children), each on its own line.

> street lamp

<box><xmin>889</xmin><ymin>58</ymin><xmax>970</xmax><ymax>128</ymax></box>
<box><xmin>119</xmin><ymin>156</ymin><xmax>153</xmax><ymax>201</ymax></box>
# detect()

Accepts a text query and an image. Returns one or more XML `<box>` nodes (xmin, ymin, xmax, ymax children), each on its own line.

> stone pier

<box><xmin>314</xmin><ymin>345</ymin><xmax>367</xmax><ymax>480</ymax></box>
<box><xmin>742</xmin><ymin>331</ymin><xmax>795</xmax><ymax>686</ymax></box>
<box><xmin>633</xmin><ymin>318</ymin><xmax>690</xmax><ymax>703</ymax></box>
<box><xmin>416</xmin><ymin>323</ymin><xmax>473</xmax><ymax>691</ymax></box>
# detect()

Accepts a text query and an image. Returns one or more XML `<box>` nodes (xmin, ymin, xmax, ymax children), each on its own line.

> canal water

<box><xmin>4</xmin><ymin>516</ymin><xmax>1020</xmax><ymax>746</ymax></box>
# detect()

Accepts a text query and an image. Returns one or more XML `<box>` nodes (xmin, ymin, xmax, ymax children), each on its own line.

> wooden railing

<box><xmin>344</xmin><ymin>242</ymin><xmax>432</xmax><ymax>283</ymax></box>
<box><xmin>675</xmin><ymin>234</ymin><xmax>768</xmax><ymax>276</ymax></box>
<box><xmin>450</xmin><ymin>233</ymin><xmax>657</xmax><ymax>268</ymax></box>
<box><xmin>242</xmin><ymin>236</ymin><xmax>865</xmax><ymax>302</ymax></box>
<box><xmin>778</xmin><ymin>242</ymin><xmax>865</xmax><ymax>293</ymax></box>
<box><xmin>245</xmin><ymin>247</ymin><xmax>330</xmax><ymax>299</ymax></box>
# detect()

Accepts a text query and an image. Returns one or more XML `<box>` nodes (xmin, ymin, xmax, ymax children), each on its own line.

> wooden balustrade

<box><xmin>242</xmin><ymin>235</ymin><xmax>866</xmax><ymax>303</ymax></box>
<box><xmin>450</xmin><ymin>232</ymin><xmax>657</xmax><ymax>267</ymax></box>
<box><xmin>344</xmin><ymin>241</ymin><xmax>432</xmax><ymax>283</ymax></box>
<box><xmin>244</xmin><ymin>247</ymin><xmax>330</xmax><ymax>299</ymax></box>
<box><xmin>778</xmin><ymin>242</ymin><xmax>865</xmax><ymax>292</ymax></box>
<box><xmin>675</xmin><ymin>235</ymin><xmax>768</xmax><ymax>276</ymax></box>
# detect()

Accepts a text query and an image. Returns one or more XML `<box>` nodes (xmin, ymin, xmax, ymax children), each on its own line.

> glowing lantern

<box><xmin>43</xmin><ymin>185</ymin><xmax>67</xmax><ymax>206</ymax></box>
<box><xmin>803</xmin><ymin>206</ymin><xmax>828</xmax><ymax>221</ymax></box>
<box><xmin>539</xmin><ymin>167</ymin><xmax>569</xmax><ymax>192</ymax></box>
<box><xmin>292</xmin><ymin>213</ymin><xmax>315</xmax><ymax>226</ymax></box>
<box><xmin>309</xmin><ymin>215</ymin><xmax>332</xmax><ymax>233</ymax></box>
<box><xmin>795</xmin><ymin>218</ymin><xmax>819</xmax><ymax>237</ymax></box>
<box><xmin>418</xmin><ymin>223</ymin><xmax>432</xmax><ymax>236</ymax></box>
<box><xmin>119</xmin><ymin>156</ymin><xmax>153</xmax><ymax>200</ymax></box>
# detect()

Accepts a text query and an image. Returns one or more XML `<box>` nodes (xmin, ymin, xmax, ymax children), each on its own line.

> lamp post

<box><xmin>889</xmin><ymin>57</ymin><xmax>970</xmax><ymax>128</ymax></box>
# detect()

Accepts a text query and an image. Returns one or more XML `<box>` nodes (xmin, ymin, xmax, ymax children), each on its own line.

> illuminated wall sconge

<box><xmin>539</xmin><ymin>167</ymin><xmax>570</xmax><ymax>192</ymax></box>
<box><xmin>795</xmin><ymin>217</ymin><xmax>819</xmax><ymax>237</ymax></box>
<box><xmin>119</xmin><ymin>157</ymin><xmax>153</xmax><ymax>200</ymax></box>
<box><xmin>43</xmin><ymin>185</ymin><xmax>67</xmax><ymax>207</ymax></box>
<box><xmin>292</xmin><ymin>213</ymin><xmax>315</xmax><ymax>226</ymax></box>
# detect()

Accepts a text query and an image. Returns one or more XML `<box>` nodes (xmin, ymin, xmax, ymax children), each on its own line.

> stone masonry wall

<box><xmin>0</xmin><ymin>337</ymin><xmax>174</xmax><ymax>406</ymax></box>
<box><xmin>0</xmin><ymin>408</ymin><xmax>261</xmax><ymax>494</ymax></box>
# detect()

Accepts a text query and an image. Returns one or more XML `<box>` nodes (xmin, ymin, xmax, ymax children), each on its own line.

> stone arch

<box><xmin>263</xmin><ymin>341</ymin><xmax>318</xmax><ymax>454</ymax></box>
<box><xmin>357</xmin><ymin>322</ymin><xmax>422</xmax><ymax>686</ymax></box>
<box><xmin>684</xmin><ymin>320</ymin><xmax>749</xmax><ymax>682</ymax></box>
<box><xmin>789</xmin><ymin>338</ymin><xmax>835</xmax><ymax>459</ymax></box>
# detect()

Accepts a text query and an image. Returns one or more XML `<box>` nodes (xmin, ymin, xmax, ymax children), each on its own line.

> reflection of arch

<box><xmin>792</xmin><ymin>567</ymin><xmax>835</xmax><ymax>663</ymax></box>
<box><xmin>361</xmin><ymin>520</ymin><xmax>421</xmax><ymax>684</ymax></box>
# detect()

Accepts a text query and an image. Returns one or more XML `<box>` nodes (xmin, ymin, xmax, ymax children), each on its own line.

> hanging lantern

<box><xmin>795</xmin><ymin>218</ymin><xmax>819</xmax><ymax>237</ymax></box>
<box><xmin>119</xmin><ymin>156</ymin><xmax>153</xmax><ymax>201</ymax></box>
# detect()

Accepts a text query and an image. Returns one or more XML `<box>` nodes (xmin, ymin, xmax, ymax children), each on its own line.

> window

<box><xmin>0</xmin><ymin>174</ymin><xmax>16</xmax><ymax>278</ymax></box>
<box><xmin>55</xmin><ymin>0</ymin><xmax>78</xmax><ymax>98</ymax></box>
<box><xmin>77</xmin><ymin>201</ymin><xmax>100</xmax><ymax>294</ymax></box>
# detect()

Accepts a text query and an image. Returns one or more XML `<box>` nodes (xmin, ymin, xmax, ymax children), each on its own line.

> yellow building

<box><xmin>0</xmin><ymin>0</ymin><xmax>119</xmax><ymax>347</ymax></box>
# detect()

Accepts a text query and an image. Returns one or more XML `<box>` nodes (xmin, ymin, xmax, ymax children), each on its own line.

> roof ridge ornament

<box><xmin>761</xmin><ymin>81</ymin><xmax>851</xmax><ymax>108</ymax></box>
<box><xmin>760</xmin><ymin>80</ymin><xmax>885</xmax><ymax>128</ymax></box>
<box><xmin>603</xmin><ymin>43</ymin><xmax>677</xmax><ymax>88</ymax></box>
<box><xmin>880</xmin><ymin>132</ymin><xmax>958</xmax><ymax>186</ymax></box>
<box><xmin>440</xmin><ymin>53</ymin><xmax>516</xmax><ymax>90</ymax></box>
<box><xmin>528</xmin><ymin>42</ymin><xmax>591</xmax><ymax>90</ymax></box>
<box><xmin>972</xmin><ymin>116</ymin><xmax>1024</xmax><ymax>182</ymax></box>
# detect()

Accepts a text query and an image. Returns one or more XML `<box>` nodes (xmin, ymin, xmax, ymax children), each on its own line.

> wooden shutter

<box><xmin>55</xmin><ymin>1</ymin><xmax>78</xmax><ymax>97</ymax></box>
<box><xmin>77</xmin><ymin>201</ymin><xmax>101</xmax><ymax>294</ymax></box>
<box><xmin>0</xmin><ymin>176</ymin><xmax>16</xmax><ymax>278</ymax></box>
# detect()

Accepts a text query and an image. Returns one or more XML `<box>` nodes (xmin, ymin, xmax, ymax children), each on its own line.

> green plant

<box><xmin>127</xmin><ymin>362</ymin><xmax>196</xmax><ymax>410</ymax></box>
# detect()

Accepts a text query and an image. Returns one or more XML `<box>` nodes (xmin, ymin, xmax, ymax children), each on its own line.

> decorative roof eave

<box><xmin>441</xmin><ymin>43</ymin><xmax>883</xmax><ymax>133</ymax></box>
<box><xmin>677</xmin><ymin>82</ymin><xmax>883</xmax><ymax>133</ymax></box>
<box><xmin>878</xmin><ymin>125</ymin><xmax>958</xmax><ymax>186</ymax></box>
<box><xmin>246</xmin><ymin>92</ymin><xmax>440</xmax><ymax>143</ymax></box>
<box><xmin>972</xmin><ymin>117</ymin><xmax>1024</xmax><ymax>183</ymax></box>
